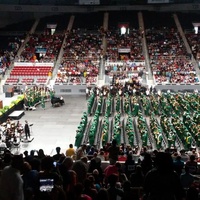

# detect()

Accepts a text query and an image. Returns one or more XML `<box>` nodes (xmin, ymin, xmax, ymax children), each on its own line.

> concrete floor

<box><xmin>5</xmin><ymin>95</ymin><xmax>87</xmax><ymax>156</ymax></box>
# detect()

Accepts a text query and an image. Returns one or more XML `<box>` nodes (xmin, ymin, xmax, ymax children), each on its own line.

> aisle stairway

<box><xmin>53</xmin><ymin>15</ymin><xmax>75</xmax><ymax>79</ymax></box>
<box><xmin>138</xmin><ymin>11</ymin><xmax>153</xmax><ymax>82</ymax></box>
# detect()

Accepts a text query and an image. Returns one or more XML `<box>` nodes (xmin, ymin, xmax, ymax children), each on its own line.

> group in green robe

<box><xmin>75</xmin><ymin>89</ymin><xmax>200</xmax><ymax>150</ymax></box>
<box><xmin>24</xmin><ymin>86</ymin><xmax>55</xmax><ymax>109</ymax></box>
<box><xmin>113</xmin><ymin>112</ymin><xmax>121</xmax><ymax>145</ymax></box>
<box><xmin>125</xmin><ymin>114</ymin><xmax>135</xmax><ymax>146</ymax></box>
<box><xmin>131</xmin><ymin>96</ymin><xmax>140</xmax><ymax>117</ymax></box>
<box><xmin>150</xmin><ymin>115</ymin><xmax>163</xmax><ymax>150</ymax></box>
<box><xmin>141</xmin><ymin>94</ymin><xmax>151</xmax><ymax>116</ymax></box>
<box><xmin>138</xmin><ymin>112</ymin><xmax>149</xmax><ymax>147</ymax></box>
<box><xmin>101</xmin><ymin>116</ymin><xmax>109</xmax><ymax>147</ymax></box>
<box><xmin>87</xmin><ymin>92</ymin><xmax>95</xmax><ymax>115</ymax></box>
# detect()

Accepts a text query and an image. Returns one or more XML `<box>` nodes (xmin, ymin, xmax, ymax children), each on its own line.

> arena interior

<box><xmin>0</xmin><ymin>0</ymin><xmax>200</xmax><ymax>199</ymax></box>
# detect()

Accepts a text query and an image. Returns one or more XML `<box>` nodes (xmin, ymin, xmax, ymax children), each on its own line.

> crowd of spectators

<box><xmin>18</xmin><ymin>33</ymin><xmax>64</xmax><ymax>63</ymax></box>
<box><xmin>0</xmin><ymin>36</ymin><xmax>23</xmax><ymax>76</ymax></box>
<box><xmin>105</xmin><ymin>29</ymin><xmax>144</xmax><ymax>62</ymax></box>
<box><xmin>55</xmin><ymin>28</ymin><xmax>146</xmax><ymax>85</ymax></box>
<box><xmin>55</xmin><ymin>29</ymin><xmax>101</xmax><ymax>85</ymax></box>
<box><xmin>0</xmin><ymin>51</ymin><xmax>13</xmax><ymax>76</ymax></box>
<box><xmin>104</xmin><ymin>29</ymin><xmax>145</xmax><ymax>82</ymax></box>
<box><xmin>1</xmin><ymin>144</ymin><xmax>200</xmax><ymax>200</ymax></box>
<box><xmin>185</xmin><ymin>32</ymin><xmax>200</xmax><ymax>63</ymax></box>
<box><xmin>55</xmin><ymin>60</ymin><xmax>99</xmax><ymax>85</ymax></box>
<box><xmin>105</xmin><ymin>62</ymin><xmax>145</xmax><ymax>86</ymax></box>
<box><xmin>146</xmin><ymin>27</ymin><xmax>199</xmax><ymax>84</ymax></box>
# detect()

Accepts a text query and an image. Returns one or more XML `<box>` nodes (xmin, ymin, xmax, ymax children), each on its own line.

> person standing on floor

<box><xmin>24</xmin><ymin>120</ymin><xmax>30</xmax><ymax>140</ymax></box>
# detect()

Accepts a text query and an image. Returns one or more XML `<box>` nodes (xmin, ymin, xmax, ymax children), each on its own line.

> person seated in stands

<box><xmin>118</xmin><ymin>151</ymin><xmax>127</xmax><ymax>162</ymax></box>
<box><xmin>83</xmin><ymin>178</ymin><xmax>98</xmax><ymax>200</ymax></box>
<box><xmin>185</xmin><ymin>155</ymin><xmax>198</xmax><ymax>175</ymax></box>
<box><xmin>106</xmin><ymin>174</ymin><xmax>124</xmax><ymax>200</ymax></box>
<box><xmin>66</xmin><ymin>144</ymin><xmax>76</xmax><ymax>159</ymax></box>
<box><xmin>180</xmin><ymin>166</ymin><xmax>195</xmax><ymax>189</ymax></box>
<box><xmin>143</xmin><ymin>152</ymin><xmax>186</xmax><ymax>200</ymax></box>
<box><xmin>88</xmin><ymin>152</ymin><xmax>102</xmax><ymax>175</ymax></box>
<box><xmin>73</xmin><ymin>183</ymin><xmax>92</xmax><ymax>200</ymax></box>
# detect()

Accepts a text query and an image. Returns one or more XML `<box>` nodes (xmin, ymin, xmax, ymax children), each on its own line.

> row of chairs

<box><xmin>5</xmin><ymin>77</ymin><xmax>48</xmax><ymax>85</ymax></box>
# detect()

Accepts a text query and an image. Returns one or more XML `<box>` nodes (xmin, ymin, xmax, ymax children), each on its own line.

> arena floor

<box><xmin>1</xmin><ymin>92</ymin><xmax>87</xmax><ymax>156</ymax></box>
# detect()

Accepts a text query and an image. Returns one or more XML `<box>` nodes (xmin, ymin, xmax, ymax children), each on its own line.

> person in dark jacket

<box><xmin>143</xmin><ymin>152</ymin><xmax>185</xmax><ymax>200</ymax></box>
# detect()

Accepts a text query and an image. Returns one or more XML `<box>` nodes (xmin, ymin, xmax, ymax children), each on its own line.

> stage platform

<box><xmin>8</xmin><ymin>110</ymin><xmax>25</xmax><ymax>120</ymax></box>
<box><xmin>21</xmin><ymin>136</ymin><xmax>34</xmax><ymax>143</ymax></box>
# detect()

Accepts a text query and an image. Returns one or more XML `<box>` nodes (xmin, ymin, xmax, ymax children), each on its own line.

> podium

<box><xmin>0</xmin><ymin>100</ymin><xmax>3</xmax><ymax>109</ymax></box>
<box><xmin>6</xmin><ymin>88</ymin><xmax>14</xmax><ymax>98</ymax></box>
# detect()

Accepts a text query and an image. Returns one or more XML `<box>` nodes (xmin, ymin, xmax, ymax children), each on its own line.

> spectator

<box><xmin>73</xmin><ymin>183</ymin><xmax>92</xmax><ymax>200</ymax></box>
<box><xmin>185</xmin><ymin>155</ymin><xmax>198</xmax><ymax>175</ymax></box>
<box><xmin>0</xmin><ymin>154</ymin><xmax>24</xmax><ymax>200</ymax></box>
<box><xmin>143</xmin><ymin>152</ymin><xmax>185</xmax><ymax>200</ymax></box>
<box><xmin>68</xmin><ymin>170</ymin><xmax>78</xmax><ymax>200</ymax></box>
<box><xmin>180</xmin><ymin>166</ymin><xmax>195</xmax><ymax>189</ymax></box>
<box><xmin>72</xmin><ymin>156</ymin><xmax>88</xmax><ymax>184</ymax></box>
<box><xmin>92</xmin><ymin>169</ymin><xmax>103</xmax><ymax>189</ymax></box>
<box><xmin>104</xmin><ymin>162</ymin><xmax>120</xmax><ymax>181</ymax></box>
<box><xmin>88</xmin><ymin>146</ymin><xmax>96</xmax><ymax>159</ymax></box>
<box><xmin>53</xmin><ymin>147</ymin><xmax>63</xmax><ymax>161</ymax></box>
<box><xmin>96</xmin><ymin>188</ymin><xmax>109</xmax><ymax>200</ymax></box>
<box><xmin>98</xmin><ymin>150</ymin><xmax>105</xmax><ymax>161</ymax></box>
<box><xmin>76</xmin><ymin>144</ymin><xmax>87</xmax><ymax>160</ymax></box>
<box><xmin>36</xmin><ymin>156</ymin><xmax>65</xmax><ymax>200</ymax></box>
<box><xmin>24</xmin><ymin>150</ymin><xmax>35</xmax><ymax>164</ymax></box>
<box><xmin>180</xmin><ymin>150</ymin><xmax>189</xmax><ymax>162</ymax></box>
<box><xmin>59</xmin><ymin>157</ymin><xmax>74</xmax><ymax>194</ymax></box>
<box><xmin>140</xmin><ymin>153</ymin><xmax>153</xmax><ymax>176</ymax></box>
<box><xmin>117</xmin><ymin>162</ymin><xmax>128</xmax><ymax>184</ymax></box>
<box><xmin>130</xmin><ymin>165</ymin><xmax>144</xmax><ymax>188</ymax></box>
<box><xmin>66</xmin><ymin>144</ymin><xmax>76</xmax><ymax>159</ymax></box>
<box><xmin>88</xmin><ymin>152</ymin><xmax>102</xmax><ymax>175</ymax></box>
<box><xmin>37</xmin><ymin>149</ymin><xmax>46</xmax><ymax>160</ymax></box>
<box><xmin>173</xmin><ymin>155</ymin><xmax>185</xmax><ymax>176</ymax></box>
<box><xmin>122</xmin><ymin>180</ymin><xmax>140</xmax><ymax>200</ymax></box>
<box><xmin>1</xmin><ymin>151</ymin><xmax>12</xmax><ymax>169</ymax></box>
<box><xmin>107</xmin><ymin>139</ymin><xmax>120</xmax><ymax>164</ymax></box>
<box><xmin>88</xmin><ymin>174</ymin><xmax>101</xmax><ymax>191</ymax></box>
<box><xmin>186</xmin><ymin>186</ymin><xmax>199</xmax><ymax>200</ymax></box>
<box><xmin>83</xmin><ymin>178</ymin><xmax>98</xmax><ymax>200</ymax></box>
<box><xmin>22</xmin><ymin>161</ymin><xmax>39</xmax><ymax>196</ymax></box>
<box><xmin>124</xmin><ymin>154</ymin><xmax>135</xmax><ymax>179</ymax></box>
<box><xmin>106</xmin><ymin>174</ymin><xmax>124</xmax><ymax>200</ymax></box>
<box><xmin>118</xmin><ymin>151</ymin><xmax>127</xmax><ymax>162</ymax></box>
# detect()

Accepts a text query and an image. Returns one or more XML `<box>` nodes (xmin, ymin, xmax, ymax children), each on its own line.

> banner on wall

<box><xmin>79</xmin><ymin>0</ymin><xmax>100</xmax><ymax>5</ymax></box>
<box><xmin>148</xmin><ymin>0</ymin><xmax>170</xmax><ymax>3</ymax></box>
<box><xmin>14</xmin><ymin>62</ymin><xmax>54</xmax><ymax>67</ymax></box>
<box><xmin>35</xmin><ymin>46</ymin><xmax>47</xmax><ymax>54</ymax></box>
<box><xmin>47</xmin><ymin>24</ymin><xmax>57</xmax><ymax>29</ymax></box>
<box><xmin>118</xmin><ymin>48</ymin><xmax>131</xmax><ymax>53</ymax></box>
